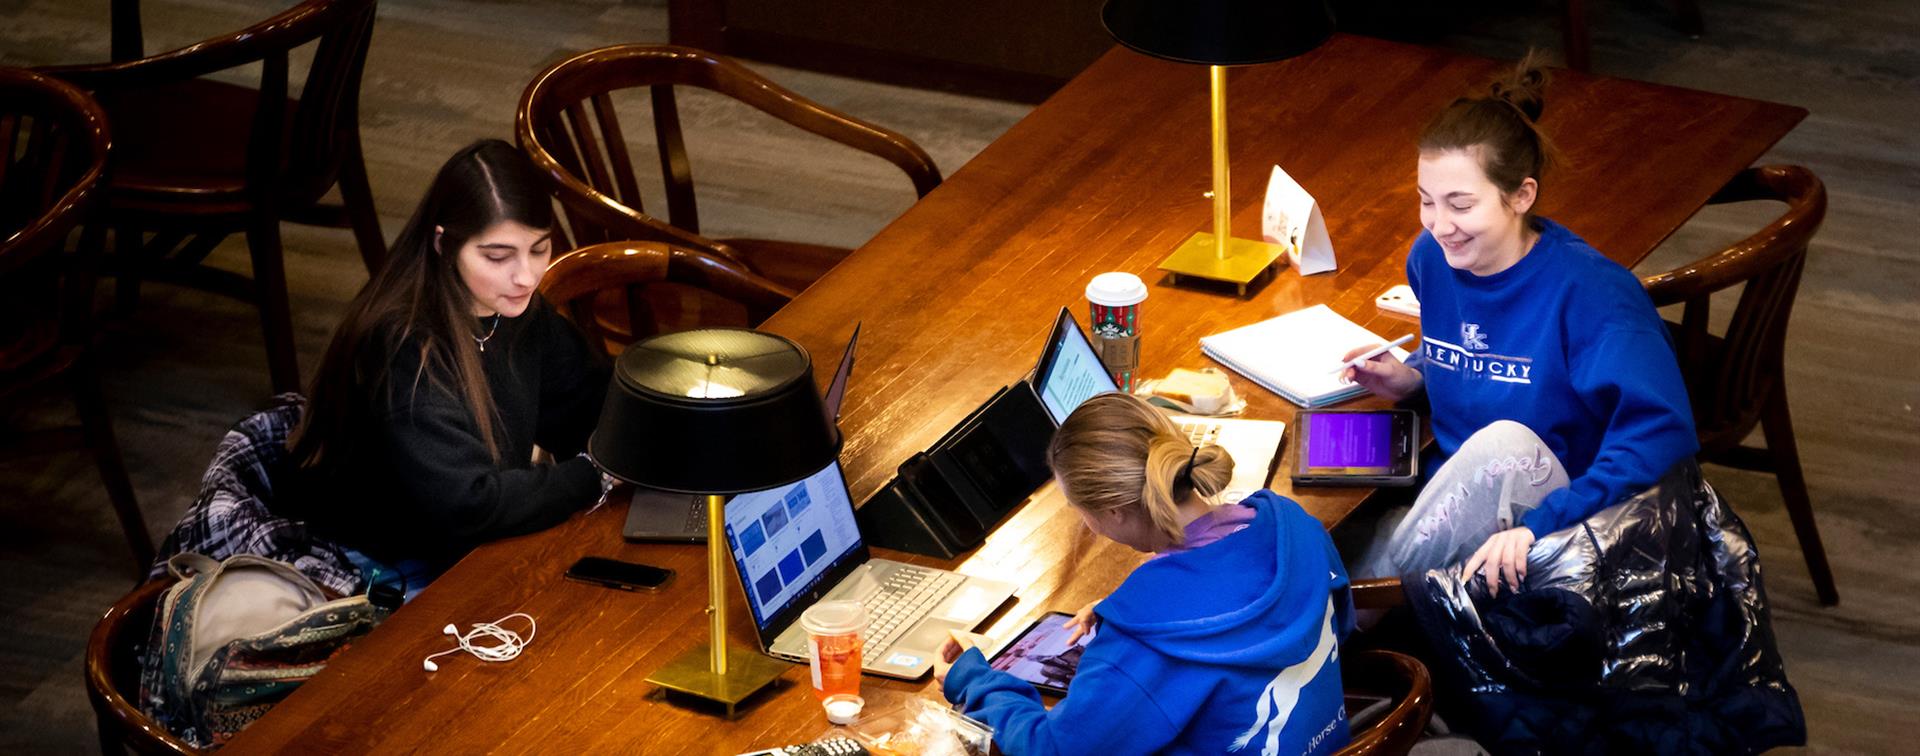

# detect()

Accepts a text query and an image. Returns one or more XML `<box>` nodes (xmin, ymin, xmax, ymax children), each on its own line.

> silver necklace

<box><xmin>474</xmin><ymin>314</ymin><xmax>502</xmax><ymax>353</ymax></box>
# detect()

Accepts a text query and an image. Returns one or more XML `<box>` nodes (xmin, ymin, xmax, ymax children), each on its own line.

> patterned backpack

<box><xmin>138</xmin><ymin>553</ymin><xmax>387</xmax><ymax>747</ymax></box>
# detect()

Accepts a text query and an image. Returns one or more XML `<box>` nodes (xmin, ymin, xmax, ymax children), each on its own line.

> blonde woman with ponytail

<box><xmin>935</xmin><ymin>393</ymin><xmax>1353</xmax><ymax>755</ymax></box>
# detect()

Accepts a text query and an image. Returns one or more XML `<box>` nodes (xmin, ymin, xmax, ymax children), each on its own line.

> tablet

<box><xmin>985</xmin><ymin>611</ymin><xmax>1089</xmax><ymax>696</ymax></box>
<box><xmin>1290</xmin><ymin>409</ymin><xmax>1419</xmax><ymax>486</ymax></box>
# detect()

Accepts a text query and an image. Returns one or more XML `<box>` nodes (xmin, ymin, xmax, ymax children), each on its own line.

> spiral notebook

<box><xmin>1200</xmin><ymin>304</ymin><xmax>1411</xmax><ymax>408</ymax></box>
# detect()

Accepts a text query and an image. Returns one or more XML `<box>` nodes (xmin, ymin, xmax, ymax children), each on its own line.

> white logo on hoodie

<box><xmin>1228</xmin><ymin>596</ymin><xmax>1340</xmax><ymax>756</ymax></box>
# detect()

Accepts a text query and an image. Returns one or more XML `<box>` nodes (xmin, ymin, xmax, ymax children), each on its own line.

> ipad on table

<box><xmin>1290</xmin><ymin>409</ymin><xmax>1419</xmax><ymax>487</ymax></box>
<box><xmin>985</xmin><ymin>611</ymin><xmax>1090</xmax><ymax>696</ymax></box>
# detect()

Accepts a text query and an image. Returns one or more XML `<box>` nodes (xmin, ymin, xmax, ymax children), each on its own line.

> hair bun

<box><xmin>1489</xmin><ymin>57</ymin><xmax>1548</xmax><ymax>122</ymax></box>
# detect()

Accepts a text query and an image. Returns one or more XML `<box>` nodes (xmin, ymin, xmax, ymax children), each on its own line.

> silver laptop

<box><xmin>1170</xmin><ymin>415</ymin><xmax>1287</xmax><ymax>503</ymax></box>
<box><xmin>624</xmin><ymin>325</ymin><xmax>861</xmax><ymax>542</ymax></box>
<box><xmin>724</xmin><ymin>459</ymin><xmax>1016</xmax><ymax>679</ymax></box>
<box><xmin>1036</xmin><ymin>307</ymin><xmax>1286</xmax><ymax>497</ymax></box>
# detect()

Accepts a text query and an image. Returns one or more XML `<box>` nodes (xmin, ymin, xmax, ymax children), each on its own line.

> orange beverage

<box><xmin>800</xmin><ymin>600</ymin><xmax>867</xmax><ymax>720</ymax></box>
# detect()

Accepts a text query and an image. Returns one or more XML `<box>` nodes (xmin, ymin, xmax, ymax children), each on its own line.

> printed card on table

<box><xmin>1262</xmin><ymin>165</ymin><xmax>1337</xmax><ymax>275</ymax></box>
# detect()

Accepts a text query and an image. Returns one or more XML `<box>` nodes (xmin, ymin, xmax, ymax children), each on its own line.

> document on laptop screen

<box><xmin>1037</xmin><ymin>314</ymin><xmax>1118</xmax><ymax>425</ymax></box>
<box><xmin>723</xmin><ymin>463</ymin><xmax>864</xmax><ymax>627</ymax></box>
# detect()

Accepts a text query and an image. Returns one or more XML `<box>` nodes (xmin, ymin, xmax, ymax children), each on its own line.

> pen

<box><xmin>1330</xmin><ymin>334</ymin><xmax>1416</xmax><ymax>374</ymax></box>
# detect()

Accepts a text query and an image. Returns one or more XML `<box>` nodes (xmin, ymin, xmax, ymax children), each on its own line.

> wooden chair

<box><xmin>1337</xmin><ymin>649</ymin><xmax>1434</xmax><ymax>756</ymax></box>
<box><xmin>86</xmin><ymin>577</ymin><xmax>200</xmax><ymax>755</ymax></box>
<box><xmin>516</xmin><ymin>44</ymin><xmax>942</xmax><ymax>294</ymax></box>
<box><xmin>39</xmin><ymin>0</ymin><xmax>384</xmax><ymax>394</ymax></box>
<box><xmin>539</xmin><ymin>241</ymin><xmax>797</xmax><ymax>357</ymax></box>
<box><xmin>0</xmin><ymin>67</ymin><xmax>154</xmax><ymax>575</ymax></box>
<box><xmin>1640</xmin><ymin>164</ymin><xmax>1834</xmax><ymax>606</ymax></box>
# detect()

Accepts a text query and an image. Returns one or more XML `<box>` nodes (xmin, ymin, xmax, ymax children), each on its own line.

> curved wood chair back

<box><xmin>516</xmin><ymin>44</ymin><xmax>941</xmax><ymax>261</ymax></box>
<box><xmin>1641</xmin><ymin>164</ymin><xmax>1825</xmax><ymax>452</ymax></box>
<box><xmin>86</xmin><ymin>578</ymin><xmax>200</xmax><ymax>755</ymax></box>
<box><xmin>0</xmin><ymin>69</ymin><xmax>151</xmax><ymax>574</ymax></box>
<box><xmin>38</xmin><ymin>0</ymin><xmax>384</xmax><ymax>393</ymax></box>
<box><xmin>539</xmin><ymin>241</ymin><xmax>797</xmax><ymax>357</ymax></box>
<box><xmin>41</xmin><ymin>0</ymin><xmax>379</xmax><ymax>214</ymax></box>
<box><xmin>1336</xmin><ymin>649</ymin><xmax>1434</xmax><ymax>756</ymax></box>
<box><xmin>0</xmin><ymin>67</ymin><xmax>111</xmax><ymax>354</ymax></box>
<box><xmin>0</xmin><ymin>68</ymin><xmax>109</xmax><ymax>267</ymax></box>
<box><xmin>1641</xmin><ymin>164</ymin><xmax>1837</xmax><ymax>606</ymax></box>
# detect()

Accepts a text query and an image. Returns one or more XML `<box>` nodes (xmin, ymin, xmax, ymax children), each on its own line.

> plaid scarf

<box><xmin>149</xmin><ymin>394</ymin><xmax>363</xmax><ymax>596</ymax></box>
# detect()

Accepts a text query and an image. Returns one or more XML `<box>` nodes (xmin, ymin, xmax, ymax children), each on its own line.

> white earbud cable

<box><xmin>422</xmin><ymin>612</ymin><xmax>536</xmax><ymax>672</ymax></box>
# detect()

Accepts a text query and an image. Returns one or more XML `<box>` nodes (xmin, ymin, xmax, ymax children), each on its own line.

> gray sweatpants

<box><xmin>1354</xmin><ymin>420</ymin><xmax>1570</xmax><ymax>579</ymax></box>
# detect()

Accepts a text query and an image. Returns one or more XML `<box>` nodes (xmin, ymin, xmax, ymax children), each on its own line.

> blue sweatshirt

<box><xmin>942</xmin><ymin>492</ymin><xmax>1353</xmax><ymax>755</ymax></box>
<box><xmin>1407</xmin><ymin>217</ymin><xmax>1698</xmax><ymax>537</ymax></box>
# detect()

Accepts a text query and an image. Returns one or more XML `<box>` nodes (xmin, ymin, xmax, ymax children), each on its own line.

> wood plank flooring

<box><xmin>1</xmin><ymin>0</ymin><xmax>1913</xmax><ymax>752</ymax></box>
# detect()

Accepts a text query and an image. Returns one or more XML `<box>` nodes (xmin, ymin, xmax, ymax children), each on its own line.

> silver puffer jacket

<box><xmin>1404</xmin><ymin>462</ymin><xmax>1806</xmax><ymax>754</ymax></box>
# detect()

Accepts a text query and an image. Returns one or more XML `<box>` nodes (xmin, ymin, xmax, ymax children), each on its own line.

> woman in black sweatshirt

<box><xmin>277</xmin><ymin>140</ymin><xmax>609</xmax><ymax>591</ymax></box>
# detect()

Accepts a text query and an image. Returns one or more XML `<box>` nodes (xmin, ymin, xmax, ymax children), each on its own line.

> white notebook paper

<box><xmin>1200</xmin><ymin>305</ymin><xmax>1412</xmax><ymax>408</ymax></box>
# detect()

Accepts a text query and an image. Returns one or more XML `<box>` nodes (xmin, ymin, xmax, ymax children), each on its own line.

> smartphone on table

<box><xmin>564</xmin><ymin>556</ymin><xmax>674</xmax><ymax>591</ymax></box>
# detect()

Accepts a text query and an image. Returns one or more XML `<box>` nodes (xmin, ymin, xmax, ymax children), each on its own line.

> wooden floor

<box><xmin>1</xmin><ymin>0</ymin><xmax>1914</xmax><ymax>752</ymax></box>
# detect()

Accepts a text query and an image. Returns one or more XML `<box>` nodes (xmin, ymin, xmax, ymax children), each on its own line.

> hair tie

<box><xmin>1184</xmin><ymin>446</ymin><xmax>1200</xmax><ymax>479</ymax></box>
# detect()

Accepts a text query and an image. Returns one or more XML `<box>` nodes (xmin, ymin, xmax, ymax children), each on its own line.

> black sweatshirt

<box><xmin>284</xmin><ymin>299</ymin><xmax>610</xmax><ymax>565</ymax></box>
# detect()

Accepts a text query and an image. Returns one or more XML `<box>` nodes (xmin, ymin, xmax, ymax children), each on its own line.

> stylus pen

<box><xmin>1330</xmin><ymin>334</ymin><xmax>1416</xmax><ymax>374</ymax></box>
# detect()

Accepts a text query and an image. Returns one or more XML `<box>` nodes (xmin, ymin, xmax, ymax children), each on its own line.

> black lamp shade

<box><xmin>1102</xmin><ymin>0</ymin><xmax>1335</xmax><ymax>66</ymax></box>
<box><xmin>589</xmin><ymin>328</ymin><xmax>843</xmax><ymax>495</ymax></box>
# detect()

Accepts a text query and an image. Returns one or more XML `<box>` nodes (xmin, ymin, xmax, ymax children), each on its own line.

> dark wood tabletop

<box><xmin>225</xmin><ymin>34</ymin><xmax>1803</xmax><ymax>754</ymax></box>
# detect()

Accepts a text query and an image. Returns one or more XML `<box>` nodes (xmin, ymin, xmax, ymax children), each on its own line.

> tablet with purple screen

<box><xmin>1291</xmin><ymin>409</ymin><xmax>1418</xmax><ymax>486</ymax></box>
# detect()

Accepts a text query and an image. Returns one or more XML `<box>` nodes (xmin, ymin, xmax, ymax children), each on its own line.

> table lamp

<box><xmin>1102</xmin><ymin>0</ymin><xmax>1335</xmax><ymax>294</ymax></box>
<box><xmin>589</xmin><ymin>328</ymin><xmax>842</xmax><ymax>715</ymax></box>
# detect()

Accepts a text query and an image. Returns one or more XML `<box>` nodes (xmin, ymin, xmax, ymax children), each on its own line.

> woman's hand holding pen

<box><xmin>1340</xmin><ymin>344</ymin><xmax>1424</xmax><ymax>401</ymax></box>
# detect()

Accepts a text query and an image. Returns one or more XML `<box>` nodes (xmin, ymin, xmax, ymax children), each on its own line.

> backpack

<box><xmin>138</xmin><ymin>553</ymin><xmax>387</xmax><ymax>748</ymax></box>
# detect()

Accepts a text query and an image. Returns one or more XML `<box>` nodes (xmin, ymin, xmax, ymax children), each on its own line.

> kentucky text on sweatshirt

<box><xmin>943</xmin><ymin>492</ymin><xmax>1354</xmax><ymax>755</ymax></box>
<box><xmin>1407</xmin><ymin>217</ymin><xmax>1698</xmax><ymax>536</ymax></box>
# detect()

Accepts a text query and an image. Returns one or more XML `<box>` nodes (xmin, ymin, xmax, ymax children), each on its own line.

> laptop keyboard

<box><xmin>860</xmin><ymin>566</ymin><xmax>964</xmax><ymax>657</ymax></box>
<box><xmin>683</xmin><ymin>498</ymin><xmax>707</xmax><ymax>532</ymax></box>
<box><xmin>1177</xmin><ymin>421</ymin><xmax>1220</xmax><ymax>446</ymax></box>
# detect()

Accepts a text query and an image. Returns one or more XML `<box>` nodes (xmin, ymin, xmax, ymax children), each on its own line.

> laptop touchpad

<box><xmin>930</xmin><ymin>584</ymin><xmax>1003</xmax><ymax>623</ymax></box>
<box><xmin>898</xmin><ymin>618</ymin><xmax>967</xmax><ymax>653</ymax></box>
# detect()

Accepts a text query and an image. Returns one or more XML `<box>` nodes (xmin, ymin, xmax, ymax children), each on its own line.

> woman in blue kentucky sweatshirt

<box><xmin>936</xmin><ymin>393</ymin><xmax>1354</xmax><ymax>755</ymax></box>
<box><xmin>1344</xmin><ymin>61</ymin><xmax>1697</xmax><ymax>591</ymax></box>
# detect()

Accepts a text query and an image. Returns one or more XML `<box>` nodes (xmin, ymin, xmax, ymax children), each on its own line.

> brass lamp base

<box><xmin>1158</xmin><ymin>231</ymin><xmax>1289</xmax><ymax>296</ymax></box>
<box><xmin>646</xmin><ymin>643</ymin><xmax>789</xmax><ymax>717</ymax></box>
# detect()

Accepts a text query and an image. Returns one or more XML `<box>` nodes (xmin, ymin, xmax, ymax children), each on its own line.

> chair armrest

<box><xmin>84</xmin><ymin>578</ymin><xmax>200</xmax><ymax>754</ymax></box>
<box><xmin>35</xmin><ymin>0</ymin><xmax>344</xmax><ymax>90</ymax></box>
<box><xmin>688</xmin><ymin>50</ymin><xmax>943</xmax><ymax>197</ymax></box>
<box><xmin>1351</xmin><ymin>577</ymin><xmax>1407</xmax><ymax>610</ymax></box>
<box><xmin>540</xmin><ymin>243</ymin><xmax>673</xmax><ymax>307</ymax></box>
<box><xmin>1640</xmin><ymin>165</ymin><xmax>1825</xmax><ymax>307</ymax></box>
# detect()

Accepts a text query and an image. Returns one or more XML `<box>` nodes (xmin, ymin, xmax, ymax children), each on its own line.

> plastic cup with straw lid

<box><xmin>1086</xmin><ymin>272</ymin><xmax>1149</xmax><ymax>391</ymax></box>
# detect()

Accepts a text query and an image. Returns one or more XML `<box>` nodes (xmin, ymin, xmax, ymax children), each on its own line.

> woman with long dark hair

<box><xmin>278</xmin><ymin>139</ymin><xmax>608</xmax><ymax>589</ymax></box>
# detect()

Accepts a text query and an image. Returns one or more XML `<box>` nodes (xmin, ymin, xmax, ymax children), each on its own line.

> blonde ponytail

<box><xmin>1049</xmin><ymin>393</ymin><xmax>1235</xmax><ymax>546</ymax></box>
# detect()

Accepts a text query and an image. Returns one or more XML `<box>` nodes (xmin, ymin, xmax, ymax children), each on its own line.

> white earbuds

<box><xmin>422</xmin><ymin>612</ymin><xmax>536</xmax><ymax>673</ymax></box>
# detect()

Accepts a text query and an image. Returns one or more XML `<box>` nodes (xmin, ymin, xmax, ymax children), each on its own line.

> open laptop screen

<box><xmin>722</xmin><ymin>461</ymin><xmax>866</xmax><ymax>630</ymax></box>
<box><xmin>823</xmin><ymin>323</ymin><xmax>859</xmax><ymax>424</ymax></box>
<box><xmin>1032</xmin><ymin>307</ymin><xmax>1119</xmax><ymax>426</ymax></box>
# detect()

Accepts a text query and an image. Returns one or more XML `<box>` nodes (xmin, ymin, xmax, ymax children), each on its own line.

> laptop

<box><xmin>725</xmin><ymin>459</ymin><xmax>1017</xmax><ymax>679</ymax></box>
<box><xmin>1034</xmin><ymin>307</ymin><xmax>1286</xmax><ymax>500</ymax></box>
<box><xmin>624</xmin><ymin>325</ymin><xmax>861</xmax><ymax>542</ymax></box>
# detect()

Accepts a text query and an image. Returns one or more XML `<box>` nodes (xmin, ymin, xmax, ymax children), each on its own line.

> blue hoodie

<box><xmin>1407</xmin><ymin>217</ymin><xmax>1698</xmax><ymax>537</ymax></box>
<box><xmin>942</xmin><ymin>492</ymin><xmax>1353</xmax><ymax>755</ymax></box>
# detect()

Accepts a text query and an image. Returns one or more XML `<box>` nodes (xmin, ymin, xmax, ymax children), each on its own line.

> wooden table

<box><xmin>226</xmin><ymin>34</ymin><xmax>1802</xmax><ymax>754</ymax></box>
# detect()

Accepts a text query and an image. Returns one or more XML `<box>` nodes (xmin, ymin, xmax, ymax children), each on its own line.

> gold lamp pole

<box><xmin>645</xmin><ymin>496</ymin><xmax>789</xmax><ymax>717</ymax></box>
<box><xmin>1158</xmin><ymin>65</ymin><xmax>1288</xmax><ymax>296</ymax></box>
